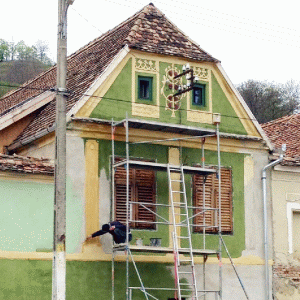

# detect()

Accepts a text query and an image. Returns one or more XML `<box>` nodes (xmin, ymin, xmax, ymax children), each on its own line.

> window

<box><xmin>192</xmin><ymin>84</ymin><xmax>205</xmax><ymax>106</ymax></box>
<box><xmin>138</xmin><ymin>76</ymin><xmax>153</xmax><ymax>101</ymax></box>
<box><xmin>114</xmin><ymin>158</ymin><xmax>156</xmax><ymax>230</ymax></box>
<box><xmin>193</xmin><ymin>167</ymin><xmax>233</xmax><ymax>234</ymax></box>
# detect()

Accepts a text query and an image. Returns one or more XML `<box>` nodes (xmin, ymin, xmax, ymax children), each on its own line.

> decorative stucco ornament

<box><xmin>161</xmin><ymin>66</ymin><xmax>185</xmax><ymax>117</ymax></box>
<box><xmin>135</xmin><ymin>58</ymin><xmax>157</xmax><ymax>72</ymax></box>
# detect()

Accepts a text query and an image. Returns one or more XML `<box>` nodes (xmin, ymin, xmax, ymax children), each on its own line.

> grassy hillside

<box><xmin>0</xmin><ymin>60</ymin><xmax>51</xmax><ymax>98</ymax></box>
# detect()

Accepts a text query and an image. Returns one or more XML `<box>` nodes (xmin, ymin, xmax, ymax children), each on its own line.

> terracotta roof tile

<box><xmin>0</xmin><ymin>154</ymin><xmax>54</xmax><ymax>175</ymax></box>
<box><xmin>261</xmin><ymin>113</ymin><xmax>300</xmax><ymax>161</ymax></box>
<box><xmin>0</xmin><ymin>3</ymin><xmax>219</xmax><ymax>147</ymax></box>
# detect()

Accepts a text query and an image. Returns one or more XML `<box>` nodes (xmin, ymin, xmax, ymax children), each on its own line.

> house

<box><xmin>0</xmin><ymin>3</ymin><xmax>272</xmax><ymax>299</ymax></box>
<box><xmin>262</xmin><ymin>114</ymin><xmax>300</xmax><ymax>300</ymax></box>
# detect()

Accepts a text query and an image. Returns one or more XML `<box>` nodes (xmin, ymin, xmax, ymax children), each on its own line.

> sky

<box><xmin>1</xmin><ymin>0</ymin><xmax>300</xmax><ymax>85</ymax></box>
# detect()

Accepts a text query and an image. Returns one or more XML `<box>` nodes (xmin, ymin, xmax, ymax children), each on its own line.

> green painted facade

<box><xmin>90</xmin><ymin>57</ymin><xmax>247</xmax><ymax>135</ymax></box>
<box><xmin>97</xmin><ymin>139</ymin><xmax>245</xmax><ymax>257</ymax></box>
<box><xmin>89</xmin><ymin>55</ymin><xmax>249</xmax><ymax>257</ymax></box>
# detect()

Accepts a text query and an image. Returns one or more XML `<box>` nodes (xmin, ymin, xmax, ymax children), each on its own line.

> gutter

<box><xmin>7</xmin><ymin>124</ymin><xmax>56</xmax><ymax>153</ymax></box>
<box><xmin>262</xmin><ymin>144</ymin><xmax>286</xmax><ymax>300</ymax></box>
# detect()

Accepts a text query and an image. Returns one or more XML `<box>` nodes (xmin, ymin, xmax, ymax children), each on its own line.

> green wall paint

<box><xmin>0</xmin><ymin>180</ymin><xmax>54</xmax><ymax>252</ymax></box>
<box><xmin>90</xmin><ymin>58</ymin><xmax>132</xmax><ymax>120</ymax></box>
<box><xmin>211</xmin><ymin>72</ymin><xmax>247</xmax><ymax>135</ymax></box>
<box><xmin>88</xmin><ymin>55</ymin><xmax>249</xmax><ymax>258</ymax></box>
<box><xmin>90</xmin><ymin>58</ymin><xmax>249</xmax><ymax>136</ymax></box>
<box><xmin>97</xmin><ymin>139</ymin><xmax>171</xmax><ymax>247</ymax></box>
<box><xmin>97</xmin><ymin>139</ymin><xmax>246</xmax><ymax>256</ymax></box>
<box><xmin>0</xmin><ymin>259</ymin><xmax>175</xmax><ymax>299</ymax></box>
<box><xmin>182</xmin><ymin>148</ymin><xmax>245</xmax><ymax>258</ymax></box>
<box><xmin>0</xmin><ymin>178</ymin><xmax>83</xmax><ymax>254</ymax></box>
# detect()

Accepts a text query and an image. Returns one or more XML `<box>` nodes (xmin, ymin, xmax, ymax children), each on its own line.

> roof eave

<box><xmin>66</xmin><ymin>45</ymin><xmax>130</xmax><ymax>121</ymax></box>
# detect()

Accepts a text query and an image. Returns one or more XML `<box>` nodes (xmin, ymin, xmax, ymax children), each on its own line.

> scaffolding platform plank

<box><xmin>114</xmin><ymin>118</ymin><xmax>217</xmax><ymax>137</ymax></box>
<box><xmin>114</xmin><ymin>160</ymin><xmax>216</xmax><ymax>176</ymax></box>
<box><xmin>113</xmin><ymin>244</ymin><xmax>219</xmax><ymax>255</ymax></box>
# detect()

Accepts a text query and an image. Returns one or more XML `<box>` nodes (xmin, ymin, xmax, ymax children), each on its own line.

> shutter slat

<box><xmin>193</xmin><ymin>167</ymin><xmax>233</xmax><ymax>233</ymax></box>
<box><xmin>114</xmin><ymin>158</ymin><xmax>156</xmax><ymax>229</ymax></box>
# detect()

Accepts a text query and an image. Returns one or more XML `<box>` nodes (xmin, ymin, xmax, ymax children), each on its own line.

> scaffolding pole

<box><xmin>110</xmin><ymin>116</ymin><xmax>233</xmax><ymax>300</ymax></box>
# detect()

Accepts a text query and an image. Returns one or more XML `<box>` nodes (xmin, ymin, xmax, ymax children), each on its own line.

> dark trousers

<box><xmin>114</xmin><ymin>228</ymin><xmax>132</xmax><ymax>244</ymax></box>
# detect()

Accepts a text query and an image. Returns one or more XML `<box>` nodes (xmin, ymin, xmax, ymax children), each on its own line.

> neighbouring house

<box><xmin>262</xmin><ymin>114</ymin><xmax>300</xmax><ymax>300</ymax></box>
<box><xmin>0</xmin><ymin>154</ymin><xmax>54</xmax><ymax>254</ymax></box>
<box><xmin>0</xmin><ymin>3</ymin><xmax>273</xmax><ymax>299</ymax></box>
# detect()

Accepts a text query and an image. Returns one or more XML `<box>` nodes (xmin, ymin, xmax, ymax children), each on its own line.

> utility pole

<box><xmin>52</xmin><ymin>0</ymin><xmax>74</xmax><ymax>299</ymax></box>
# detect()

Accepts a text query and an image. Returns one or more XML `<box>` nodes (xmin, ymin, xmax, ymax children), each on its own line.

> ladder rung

<box><xmin>171</xmin><ymin>179</ymin><xmax>183</xmax><ymax>182</ymax></box>
<box><xmin>178</xmin><ymin>271</ymin><xmax>193</xmax><ymax>274</ymax></box>
<box><xmin>177</xmin><ymin>236</ymin><xmax>189</xmax><ymax>239</ymax></box>
<box><xmin>172</xmin><ymin>190</ymin><xmax>184</xmax><ymax>193</ymax></box>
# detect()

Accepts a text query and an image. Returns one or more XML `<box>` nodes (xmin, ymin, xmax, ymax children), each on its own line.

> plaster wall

<box><xmin>243</xmin><ymin>151</ymin><xmax>270</xmax><ymax>259</ymax></box>
<box><xmin>271</xmin><ymin>167</ymin><xmax>300</xmax><ymax>299</ymax></box>
<box><xmin>0</xmin><ymin>115</ymin><xmax>34</xmax><ymax>153</ymax></box>
<box><xmin>0</xmin><ymin>176</ymin><xmax>54</xmax><ymax>252</ymax></box>
<box><xmin>170</xmin><ymin>264</ymin><xmax>271</xmax><ymax>300</ymax></box>
<box><xmin>272</xmin><ymin>168</ymin><xmax>300</xmax><ymax>260</ymax></box>
<box><xmin>65</xmin><ymin>134</ymin><xmax>86</xmax><ymax>253</ymax></box>
<box><xmin>11</xmin><ymin>133</ymin><xmax>86</xmax><ymax>254</ymax></box>
<box><xmin>17</xmin><ymin>139</ymin><xmax>55</xmax><ymax>160</ymax></box>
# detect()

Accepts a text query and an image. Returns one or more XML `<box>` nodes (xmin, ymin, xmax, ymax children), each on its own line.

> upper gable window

<box><xmin>138</xmin><ymin>76</ymin><xmax>153</xmax><ymax>101</ymax></box>
<box><xmin>193</xmin><ymin>84</ymin><xmax>206</xmax><ymax>107</ymax></box>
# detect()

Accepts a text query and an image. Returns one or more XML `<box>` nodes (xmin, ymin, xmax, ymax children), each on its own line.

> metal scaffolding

<box><xmin>109</xmin><ymin>116</ymin><xmax>245</xmax><ymax>300</ymax></box>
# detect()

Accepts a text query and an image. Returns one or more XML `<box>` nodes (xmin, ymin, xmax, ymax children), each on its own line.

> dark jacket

<box><xmin>91</xmin><ymin>221</ymin><xmax>132</xmax><ymax>244</ymax></box>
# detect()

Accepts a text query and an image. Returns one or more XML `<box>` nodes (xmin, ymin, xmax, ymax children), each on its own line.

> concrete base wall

<box><xmin>169</xmin><ymin>263</ymin><xmax>271</xmax><ymax>300</ymax></box>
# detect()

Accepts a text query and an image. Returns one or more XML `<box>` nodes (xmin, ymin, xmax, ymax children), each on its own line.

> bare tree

<box><xmin>236</xmin><ymin>80</ymin><xmax>300</xmax><ymax>123</ymax></box>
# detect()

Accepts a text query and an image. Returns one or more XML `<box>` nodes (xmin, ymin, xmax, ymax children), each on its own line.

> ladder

<box><xmin>168</xmin><ymin>165</ymin><xmax>198</xmax><ymax>300</ymax></box>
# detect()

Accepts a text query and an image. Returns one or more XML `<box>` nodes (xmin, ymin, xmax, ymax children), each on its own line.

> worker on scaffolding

<box><xmin>85</xmin><ymin>220</ymin><xmax>132</xmax><ymax>244</ymax></box>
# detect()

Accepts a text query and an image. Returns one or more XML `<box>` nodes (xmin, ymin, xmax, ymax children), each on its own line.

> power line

<box><xmin>70</xmin><ymin>7</ymin><xmax>104</xmax><ymax>34</ymax></box>
<box><xmin>70</xmin><ymin>90</ymin><xmax>258</xmax><ymax>122</ymax></box>
<box><xmin>0</xmin><ymin>82</ymin><xmax>258</xmax><ymax>122</ymax></box>
<box><xmin>156</xmin><ymin>0</ymin><xmax>299</xmax><ymax>35</ymax></box>
<box><xmin>102</xmin><ymin>0</ymin><xmax>300</xmax><ymax>49</ymax></box>
<box><xmin>0</xmin><ymin>83</ymin><xmax>51</xmax><ymax>93</ymax></box>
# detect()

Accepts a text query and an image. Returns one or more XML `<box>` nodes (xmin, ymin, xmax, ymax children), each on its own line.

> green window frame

<box><xmin>138</xmin><ymin>76</ymin><xmax>153</xmax><ymax>101</ymax></box>
<box><xmin>192</xmin><ymin>84</ymin><xmax>206</xmax><ymax>107</ymax></box>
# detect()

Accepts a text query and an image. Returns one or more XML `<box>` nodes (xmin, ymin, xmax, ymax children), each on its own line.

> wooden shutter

<box><xmin>215</xmin><ymin>168</ymin><xmax>233</xmax><ymax>233</ymax></box>
<box><xmin>114</xmin><ymin>163</ymin><xmax>133</xmax><ymax>224</ymax></box>
<box><xmin>193</xmin><ymin>174</ymin><xmax>216</xmax><ymax>232</ymax></box>
<box><xmin>114</xmin><ymin>159</ymin><xmax>156</xmax><ymax>229</ymax></box>
<box><xmin>135</xmin><ymin>169</ymin><xmax>156</xmax><ymax>229</ymax></box>
<box><xmin>193</xmin><ymin>167</ymin><xmax>233</xmax><ymax>233</ymax></box>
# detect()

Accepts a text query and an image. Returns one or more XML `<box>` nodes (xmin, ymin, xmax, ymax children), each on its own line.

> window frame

<box><xmin>138</xmin><ymin>76</ymin><xmax>153</xmax><ymax>101</ymax></box>
<box><xmin>192</xmin><ymin>83</ymin><xmax>206</xmax><ymax>107</ymax></box>
<box><xmin>114</xmin><ymin>157</ymin><xmax>156</xmax><ymax>230</ymax></box>
<box><xmin>193</xmin><ymin>167</ymin><xmax>233</xmax><ymax>234</ymax></box>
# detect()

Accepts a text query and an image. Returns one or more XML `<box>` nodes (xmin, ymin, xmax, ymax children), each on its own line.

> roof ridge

<box><xmin>262</xmin><ymin>113</ymin><xmax>300</xmax><ymax>127</ymax></box>
<box><xmin>67</xmin><ymin>4</ymin><xmax>148</xmax><ymax>61</ymax></box>
<box><xmin>157</xmin><ymin>5</ymin><xmax>219</xmax><ymax>62</ymax></box>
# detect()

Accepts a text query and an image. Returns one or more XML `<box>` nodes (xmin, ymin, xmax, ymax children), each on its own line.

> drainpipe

<box><xmin>262</xmin><ymin>144</ymin><xmax>286</xmax><ymax>300</ymax></box>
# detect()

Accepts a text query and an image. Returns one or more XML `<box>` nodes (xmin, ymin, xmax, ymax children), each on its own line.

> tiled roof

<box><xmin>261</xmin><ymin>113</ymin><xmax>300</xmax><ymax>162</ymax></box>
<box><xmin>0</xmin><ymin>3</ymin><xmax>219</xmax><ymax>147</ymax></box>
<box><xmin>0</xmin><ymin>154</ymin><xmax>54</xmax><ymax>175</ymax></box>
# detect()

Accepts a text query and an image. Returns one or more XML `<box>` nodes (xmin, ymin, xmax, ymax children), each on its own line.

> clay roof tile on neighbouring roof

<box><xmin>0</xmin><ymin>3</ymin><xmax>219</xmax><ymax>148</ymax></box>
<box><xmin>0</xmin><ymin>154</ymin><xmax>54</xmax><ymax>175</ymax></box>
<box><xmin>261</xmin><ymin>113</ymin><xmax>300</xmax><ymax>162</ymax></box>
